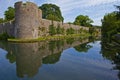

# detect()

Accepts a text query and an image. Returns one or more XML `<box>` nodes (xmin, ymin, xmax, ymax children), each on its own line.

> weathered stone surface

<box><xmin>14</xmin><ymin>1</ymin><xmax>41</xmax><ymax>39</ymax></box>
<box><xmin>0</xmin><ymin>1</ymin><xmax>89</xmax><ymax>39</ymax></box>
<box><xmin>0</xmin><ymin>21</ymin><xmax>15</xmax><ymax>36</ymax></box>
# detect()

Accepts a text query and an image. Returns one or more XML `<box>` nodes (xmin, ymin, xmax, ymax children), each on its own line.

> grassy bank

<box><xmin>8</xmin><ymin>33</ymin><xmax>90</xmax><ymax>43</ymax></box>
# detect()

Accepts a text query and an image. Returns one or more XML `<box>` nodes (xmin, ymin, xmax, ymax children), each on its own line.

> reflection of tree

<box><xmin>6</xmin><ymin>52</ymin><xmax>16</xmax><ymax>63</ymax></box>
<box><xmin>74</xmin><ymin>43</ymin><xmax>92</xmax><ymax>52</ymax></box>
<box><xmin>49</xmin><ymin>41</ymin><xmax>56</xmax><ymax>53</ymax></box>
<box><xmin>89</xmin><ymin>36</ymin><xmax>95</xmax><ymax>42</ymax></box>
<box><xmin>114</xmin><ymin>52</ymin><xmax>120</xmax><ymax>79</ymax></box>
<box><xmin>42</xmin><ymin>52</ymin><xmax>61</xmax><ymax>64</ymax></box>
<box><xmin>101</xmin><ymin>37</ymin><xmax>120</xmax><ymax>80</ymax></box>
<box><xmin>49</xmin><ymin>40</ymin><xmax>65</xmax><ymax>52</ymax></box>
<box><xmin>56</xmin><ymin>40</ymin><xmax>64</xmax><ymax>50</ymax></box>
<box><xmin>66</xmin><ymin>38</ymin><xmax>74</xmax><ymax>45</ymax></box>
<box><xmin>0</xmin><ymin>41</ymin><xmax>17</xmax><ymax>63</ymax></box>
<box><xmin>0</xmin><ymin>38</ymin><xmax>89</xmax><ymax>78</ymax></box>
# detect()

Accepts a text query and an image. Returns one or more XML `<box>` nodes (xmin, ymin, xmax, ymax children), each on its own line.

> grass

<box><xmin>8</xmin><ymin>33</ymin><xmax>90</xmax><ymax>43</ymax></box>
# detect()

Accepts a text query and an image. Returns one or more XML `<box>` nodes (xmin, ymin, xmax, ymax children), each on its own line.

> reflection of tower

<box><xmin>15</xmin><ymin>43</ymin><xmax>42</xmax><ymax>78</ymax></box>
<box><xmin>1</xmin><ymin>37</ymin><xmax>90</xmax><ymax>78</ymax></box>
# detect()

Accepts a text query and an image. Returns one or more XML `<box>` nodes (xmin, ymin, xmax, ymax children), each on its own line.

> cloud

<box><xmin>45</xmin><ymin>0</ymin><xmax>118</xmax><ymax>13</ymax></box>
<box><xmin>43</xmin><ymin>0</ymin><xmax>120</xmax><ymax>25</ymax></box>
<box><xmin>0</xmin><ymin>0</ymin><xmax>120</xmax><ymax>25</ymax></box>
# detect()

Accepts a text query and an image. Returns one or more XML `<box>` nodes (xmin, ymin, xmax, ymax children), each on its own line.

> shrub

<box><xmin>0</xmin><ymin>32</ymin><xmax>10</xmax><ymax>40</ymax></box>
<box><xmin>49</xmin><ymin>25</ymin><xmax>56</xmax><ymax>36</ymax></box>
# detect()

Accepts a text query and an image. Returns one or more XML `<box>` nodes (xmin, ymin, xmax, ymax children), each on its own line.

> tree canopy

<box><xmin>115</xmin><ymin>5</ymin><xmax>120</xmax><ymax>20</ymax></box>
<box><xmin>74</xmin><ymin>15</ymin><xmax>93</xmax><ymax>27</ymax></box>
<box><xmin>102</xmin><ymin>5</ymin><xmax>120</xmax><ymax>39</ymax></box>
<box><xmin>4</xmin><ymin>7</ymin><xmax>15</xmax><ymax>21</ymax></box>
<box><xmin>74</xmin><ymin>43</ymin><xmax>92</xmax><ymax>52</ymax></box>
<box><xmin>0</xmin><ymin>18</ymin><xmax>4</xmax><ymax>23</ymax></box>
<box><xmin>101</xmin><ymin>6</ymin><xmax>120</xmax><ymax>42</ymax></box>
<box><xmin>39</xmin><ymin>4</ymin><xmax>64</xmax><ymax>22</ymax></box>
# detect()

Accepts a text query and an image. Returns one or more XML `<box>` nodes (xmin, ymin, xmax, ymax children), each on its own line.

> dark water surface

<box><xmin>0</xmin><ymin>38</ymin><xmax>119</xmax><ymax>80</ymax></box>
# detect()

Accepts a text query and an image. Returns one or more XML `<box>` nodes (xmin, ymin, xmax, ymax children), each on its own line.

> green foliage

<box><xmin>115</xmin><ymin>5</ymin><xmax>120</xmax><ymax>20</ymax></box>
<box><xmin>56</xmin><ymin>40</ymin><xmax>64</xmax><ymax>50</ymax></box>
<box><xmin>0</xmin><ymin>18</ymin><xmax>4</xmax><ymax>23</ymax></box>
<box><xmin>4</xmin><ymin>7</ymin><xmax>15</xmax><ymax>21</ymax></box>
<box><xmin>102</xmin><ymin>12</ymin><xmax>120</xmax><ymax>39</ymax></box>
<box><xmin>49</xmin><ymin>25</ymin><xmax>56</xmax><ymax>36</ymax></box>
<box><xmin>66</xmin><ymin>38</ymin><xmax>74</xmax><ymax>44</ymax></box>
<box><xmin>48</xmin><ymin>40</ymin><xmax>64</xmax><ymax>53</ymax></box>
<box><xmin>74</xmin><ymin>43</ymin><xmax>92</xmax><ymax>52</ymax></box>
<box><xmin>39</xmin><ymin>4</ymin><xmax>64</xmax><ymax>22</ymax></box>
<box><xmin>56</xmin><ymin>24</ymin><xmax>65</xmax><ymax>34</ymax></box>
<box><xmin>0</xmin><ymin>32</ymin><xmax>14</xmax><ymax>40</ymax></box>
<box><xmin>49</xmin><ymin>41</ymin><xmax>56</xmax><ymax>53</ymax></box>
<box><xmin>74</xmin><ymin>15</ymin><xmax>93</xmax><ymax>27</ymax></box>
<box><xmin>89</xmin><ymin>27</ymin><xmax>95</xmax><ymax>35</ymax></box>
<box><xmin>101</xmin><ymin>5</ymin><xmax>120</xmax><ymax>44</ymax></box>
<box><xmin>0</xmin><ymin>32</ymin><xmax>10</xmax><ymax>40</ymax></box>
<box><xmin>6</xmin><ymin>53</ymin><xmax>16</xmax><ymax>63</ymax></box>
<box><xmin>49</xmin><ymin>24</ymin><xmax>65</xmax><ymax>35</ymax></box>
<box><xmin>67</xmin><ymin>22</ymin><xmax>73</xmax><ymax>24</ymax></box>
<box><xmin>56</xmin><ymin>24</ymin><xmax>62</xmax><ymax>34</ymax></box>
<box><xmin>78</xmin><ymin>28</ymin><xmax>83</xmax><ymax>33</ymax></box>
<box><xmin>61</xmin><ymin>28</ymin><xmax>65</xmax><ymax>34</ymax></box>
<box><xmin>66</xmin><ymin>28</ymin><xmax>75</xmax><ymax>35</ymax></box>
<box><xmin>42</xmin><ymin>52</ymin><xmax>61</xmax><ymax>64</ymax></box>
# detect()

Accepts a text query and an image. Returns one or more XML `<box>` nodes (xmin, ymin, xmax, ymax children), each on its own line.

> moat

<box><xmin>0</xmin><ymin>37</ymin><xmax>120</xmax><ymax>80</ymax></box>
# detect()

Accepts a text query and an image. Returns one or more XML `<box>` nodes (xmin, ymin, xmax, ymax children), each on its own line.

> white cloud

<box><xmin>0</xmin><ymin>0</ymin><xmax>119</xmax><ymax>25</ymax></box>
<box><xmin>45</xmin><ymin>0</ymin><xmax>119</xmax><ymax>13</ymax></box>
<box><xmin>85</xmin><ymin>0</ymin><xmax>118</xmax><ymax>6</ymax></box>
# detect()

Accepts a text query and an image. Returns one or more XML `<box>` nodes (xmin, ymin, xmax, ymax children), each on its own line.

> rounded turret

<box><xmin>14</xmin><ymin>1</ymin><xmax>42</xmax><ymax>39</ymax></box>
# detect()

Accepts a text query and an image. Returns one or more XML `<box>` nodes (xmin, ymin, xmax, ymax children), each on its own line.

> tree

<box><xmin>66</xmin><ymin>28</ymin><xmax>75</xmax><ymax>35</ymax></box>
<box><xmin>102</xmin><ymin>12</ymin><xmax>120</xmax><ymax>39</ymax></box>
<box><xmin>56</xmin><ymin>24</ymin><xmax>61</xmax><ymax>34</ymax></box>
<box><xmin>0</xmin><ymin>18</ymin><xmax>4</xmax><ymax>23</ymax></box>
<box><xmin>39</xmin><ymin>4</ymin><xmax>64</xmax><ymax>22</ymax></box>
<box><xmin>49</xmin><ymin>25</ymin><xmax>56</xmax><ymax>35</ymax></box>
<box><xmin>89</xmin><ymin>27</ymin><xmax>95</xmax><ymax>35</ymax></box>
<box><xmin>102</xmin><ymin>12</ymin><xmax>117</xmax><ymax>38</ymax></box>
<box><xmin>115</xmin><ymin>5</ymin><xmax>120</xmax><ymax>20</ymax></box>
<box><xmin>4</xmin><ymin>7</ymin><xmax>15</xmax><ymax>21</ymax></box>
<box><xmin>74</xmin><ymin>15</ymin><xmax>93</xmax><ymax>27</ymax></box>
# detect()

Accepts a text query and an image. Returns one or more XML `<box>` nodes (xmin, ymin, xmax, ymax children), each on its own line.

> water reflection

<box><xmin>101</xmin><ymin>37</ymin><xmax>120</xmax><ymax>79</ymax></box>
<box><xmin>0</xmin><ymin>38</ymin><xmax>90</xmax><ymax>78</ymax></box>
<box><xmin>74</xmin><ymin>43</ymin><xmax>92</xmax><ymax>52</ymax></box>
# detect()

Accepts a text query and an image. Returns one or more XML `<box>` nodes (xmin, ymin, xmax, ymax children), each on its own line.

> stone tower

<box><xmin>14</xmin><ymin>1</ymin><xmax>42</xmax><ymax>39</ymax></box>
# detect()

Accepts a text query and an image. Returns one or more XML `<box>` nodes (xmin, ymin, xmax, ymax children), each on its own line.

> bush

<box><xmin>56</xmin><ymin>24</ymin><xmax>65</xmax><ymax>34</ymax></box>
<box><xmin>0</xmin><ymin>32</ymin><xmax>14</xmax><ymax>40</ymax></box>
<box><xmin>66</xmin><ymin>28</ymin><xmax>75</xmax><ymax>35</ymax></box>
<box><xmin>0</xmin><ymin>32</ymin><xmax>9</xmax><ymax>40</ymax></box>
<box><xmin>49</xmin><ymin>25</ymin><xmax>56</xmax><ymax>36</ymax></box>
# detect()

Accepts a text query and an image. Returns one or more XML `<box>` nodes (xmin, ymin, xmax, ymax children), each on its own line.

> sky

<box><xmin>0</xmin><ymin>0</ymin><xmax>120</xmax><ymax>26</ymax></box>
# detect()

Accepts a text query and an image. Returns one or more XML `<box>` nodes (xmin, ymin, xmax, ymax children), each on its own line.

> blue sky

<box><xmin>0</xmin><ymin>0</ymin><xmax>120</xmax><ymax>25</ymax></box>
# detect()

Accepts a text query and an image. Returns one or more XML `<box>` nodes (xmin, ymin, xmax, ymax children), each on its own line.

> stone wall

<box><xmin>0</xmin><ymin>21</ymin><xmax>15</xmax><ymax>36</ymax></box>
<box><xmin>14</xmin><ymin>1</ymin><xmax>42</xmax><ymax>39</ymax></box>
<box><xmin>0</xmin><ymin>1</ymin><xmax>89</xmax><ymax>39</ymax></box>
<box><xmin>39</xmin><ymin>19</ymin><xmax>89</xmax><ymax>36</ymax></box>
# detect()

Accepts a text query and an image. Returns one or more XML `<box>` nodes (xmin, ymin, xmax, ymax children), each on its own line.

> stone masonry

<box><xmin>0</xmin><ymin>1</ymin><xmax>89</xmax><ymax>39</ymax></box>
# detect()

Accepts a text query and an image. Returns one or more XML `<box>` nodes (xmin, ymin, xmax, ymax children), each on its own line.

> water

<box><xmin>0</xmin><ymin>38</ymin><xmax>120</xmax><ymax>80</ymax></box>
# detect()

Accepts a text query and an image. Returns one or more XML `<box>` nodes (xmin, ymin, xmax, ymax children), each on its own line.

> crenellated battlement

<box><xmin>15</xmin><ymin>1</ymin><xmax>37</xmax><ymax>8</ymax></box>
<box><xmin>14</xmin><ymin>1</ymin><xmax>42</xmax><ymax>39</ymax></box>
